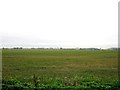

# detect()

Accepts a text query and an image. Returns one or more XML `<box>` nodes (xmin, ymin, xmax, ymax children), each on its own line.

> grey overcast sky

<box><xmin>0</xmin><ymin>0</ymin><xmax>119</xmax><ymax>48</ymax></box>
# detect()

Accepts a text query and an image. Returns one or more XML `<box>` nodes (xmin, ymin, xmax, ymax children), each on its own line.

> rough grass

<box><xmin>2</xmin><ymin>49</ymin><xmax>119</xmax><ymax>89</ymax></box>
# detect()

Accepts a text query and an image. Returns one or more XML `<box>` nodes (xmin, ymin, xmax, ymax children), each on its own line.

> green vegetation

<box><xmin>2</xmin><ymin>49</ymin><xmax>119</xmax><ymax>89</ymax></box>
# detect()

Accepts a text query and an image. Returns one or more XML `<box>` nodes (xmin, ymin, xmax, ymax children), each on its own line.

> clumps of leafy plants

<box><xmin>2</xmin><ymin>78</ymin><xmax>34</xmax><ymax>90</ymax></box>
<box><xmin>2</xmin><ymin>76</ymin><xmax>120</xmax><ymax>90</ymax></box>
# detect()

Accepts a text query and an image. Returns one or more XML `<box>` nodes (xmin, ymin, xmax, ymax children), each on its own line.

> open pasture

<box><xmin>2</xmin><ymin>49</ymin><xmax>119</xmax><ymax>89</ymax></box>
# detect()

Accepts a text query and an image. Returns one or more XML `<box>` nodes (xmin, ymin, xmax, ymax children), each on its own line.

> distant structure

<box><xmin>79</xmin><ymin>48</ymin><xmax>100</xmax><ymax>50</ymax></box>
<box><xmin>13</xmin><ymin>47</ymin><xmax>23</xmax><ymax>49</ymax></box>
<box><xmin>107</xmin><ymin>48</ymin><xmax>118</xmax><ymax>50</ymax></box>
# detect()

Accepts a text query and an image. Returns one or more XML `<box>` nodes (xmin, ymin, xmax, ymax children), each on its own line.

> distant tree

<box><xmin>19</xmin><ymin>47</ymin><xmax>23</xmax><ymax>49</ymax></box>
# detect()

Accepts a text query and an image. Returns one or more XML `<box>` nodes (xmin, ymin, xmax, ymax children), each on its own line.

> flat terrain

<box><xmin>2</xmin><ymin>49</ymin><xmax>119</xmax><ymax>89</ymax></box>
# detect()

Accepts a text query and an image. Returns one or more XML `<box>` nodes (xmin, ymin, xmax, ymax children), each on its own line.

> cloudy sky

<box><xmin>0</xmin><ymin>0</ymin><xmax>119</xmax><ymax>48</ymax></box>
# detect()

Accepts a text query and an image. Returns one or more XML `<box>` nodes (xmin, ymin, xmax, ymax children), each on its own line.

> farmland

<box><xmin>2</xmin><ymin>49</ymin><xmax>119</xmax><ymax>89</ymax></box>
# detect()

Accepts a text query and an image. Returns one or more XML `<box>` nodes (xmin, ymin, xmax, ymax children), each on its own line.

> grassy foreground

<box><xmin>2</xmin><ymin>49</ymin><xmax>119</xmax><ymax>89</ymax></box>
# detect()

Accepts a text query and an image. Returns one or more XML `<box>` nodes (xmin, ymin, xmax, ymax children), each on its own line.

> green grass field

<box><xmin>2</xmin><ymin>49</ymin><xmax>119</xmax><ymax>89</ymax></box>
